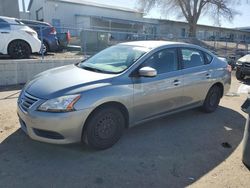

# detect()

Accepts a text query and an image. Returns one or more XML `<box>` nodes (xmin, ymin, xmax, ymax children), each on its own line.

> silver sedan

<box><xmin>17</xmin><ymin>41</ymin><xmax>231</xmax><ymax>149</ymax></box>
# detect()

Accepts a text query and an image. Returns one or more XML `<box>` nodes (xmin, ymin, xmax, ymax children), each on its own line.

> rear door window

<box><xmin>180</xmin><ymin>48</ymin><xmax>205</xmax><ymax>69</ymax></box>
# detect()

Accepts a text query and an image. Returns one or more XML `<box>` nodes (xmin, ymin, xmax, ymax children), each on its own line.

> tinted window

<box><xmin>181</xmin><ymin>48</ymin><xmax>205</xmax><ymax>68</ymax></box>
<box><xmin>205</xmin><ymin>52</ymin><xmax>213</xmax><ymax>64</ymax></box>
<box><xmin>0</xmin><ymin>19</ymin><xmax>10</xmax><ymax>30</ymax></box>
<box><xmin>143</xmin><ymin>48</ymin><xmax>178</xmax><ymax>74</ymax></box>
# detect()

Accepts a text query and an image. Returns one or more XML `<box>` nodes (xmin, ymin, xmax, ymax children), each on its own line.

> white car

<box><xmin>0</xmin><ymin>16</ymin><xmax>41</xmax><ymax>59</ymax></box>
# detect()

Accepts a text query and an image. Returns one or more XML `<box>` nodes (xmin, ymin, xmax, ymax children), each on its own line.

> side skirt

<box><xmin>129</xmin><ymin>101</ymin><xmax>203</xmax><ymax>128</ymax></box>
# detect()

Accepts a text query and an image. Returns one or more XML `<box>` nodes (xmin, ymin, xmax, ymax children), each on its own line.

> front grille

<box><xmin>19</xmin><ymin>92</ymin><xmax>39</xmax><ymax>112</ymax></box>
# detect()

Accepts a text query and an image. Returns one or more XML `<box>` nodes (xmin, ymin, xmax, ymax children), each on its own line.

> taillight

<box><xmin>50</xmin><ymin>27</ymin><xmax>56</xmax><ymax>34</ymax></box>
<box><xmin>227</xmin><ymin>65</ymin><xmax>232</xmax><ymax>73</ymax></box>
<box><xmin>66</xmin><ymin>30</ymin><xmax>71</xmax><ymax>42</ymax></box>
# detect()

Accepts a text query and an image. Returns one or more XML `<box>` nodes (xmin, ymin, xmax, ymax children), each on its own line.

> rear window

<box><xmin>20</xmin><ymin>20</ymin><xmax>51</xmax><ymax>32</ymax></box>
<box><xmin>0</xmin><ymin>18</ymin><xmax>10</xmax><ymax>30</ymax></box>
<box><xmin>15</xmin><ymin>19</ymin><xmax>24</xmax><ymax>25</ymax></box>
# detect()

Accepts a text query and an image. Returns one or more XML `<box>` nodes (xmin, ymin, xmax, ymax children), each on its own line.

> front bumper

<box><xmin>17</xmin><ymin>101</ymin><xmax>92</xmax><ymax>144</ymax></box>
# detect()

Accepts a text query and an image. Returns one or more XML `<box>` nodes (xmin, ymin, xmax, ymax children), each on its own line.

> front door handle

<box><xmin>0</xmin><ymin>31</ymin><xmax>9</xmax><ymax>34</ymax></box>
<box><xmin>206</xmin><ymin>73</ymin><xmax>211</xmax><ymax>79</ymax></box>
<box><xmin>173</xmin><ymin>80</ymin><xmax>181</xmax><ymax>86</ymax></box>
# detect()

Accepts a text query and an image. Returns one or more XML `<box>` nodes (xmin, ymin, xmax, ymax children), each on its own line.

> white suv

<box><xmin>0</xmin><ymin>16</ymin><xmax>41</xmax><ymax>59</ymax></box>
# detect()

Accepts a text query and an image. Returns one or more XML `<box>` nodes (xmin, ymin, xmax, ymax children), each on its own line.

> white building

<box><xmin>27</xmin><ymin>0</ymin><xmax>151</xmax><ymax>34</ymax></box>
<box><xmin>26</xmin><ymin>0</ymin><xmax>250</xmax><ymax>42</ymax></box>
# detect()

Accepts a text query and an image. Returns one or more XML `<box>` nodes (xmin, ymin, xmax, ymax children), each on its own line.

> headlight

<box><xmin>236</xmin><ymin>61</ymin><xmax>242</xmax><ymax>65</ymax></box>
<box><xmin>38</xmin><ymin>94</ymin><xmax>81</xmax><ymax>112</ymax></box>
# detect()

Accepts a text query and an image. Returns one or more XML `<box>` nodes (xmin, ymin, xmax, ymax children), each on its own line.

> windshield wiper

<box><xmin>79</xmin><ymin>64</ymin><xmax>118</xmax><ymax>74</ymax></box>
<box><xmin>81</xmin><ymin>66</ymin><xmax>104</xmax><ymax>73</ymax></box>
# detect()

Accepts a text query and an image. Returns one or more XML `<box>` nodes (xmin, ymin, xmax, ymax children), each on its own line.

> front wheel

<box><xmin>236</xmin><ymin>68</ymin><xmax>245</xmax><ymax>80</ymax></box>
<box><xmin>83</xmin><ymin>106</ymin><xmax>125</xmax><ymax>150</ymax></box>
<box><xmin>201</xmin><ymin>85</ymin><xmax>222</xmax><ymax>113</ymax></box>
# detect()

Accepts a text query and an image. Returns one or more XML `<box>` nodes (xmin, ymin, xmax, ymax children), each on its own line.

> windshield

<box><xmin>78</xmin><ymin>45</ymin><xmax>149</xmax><ymax>74</ymax></box>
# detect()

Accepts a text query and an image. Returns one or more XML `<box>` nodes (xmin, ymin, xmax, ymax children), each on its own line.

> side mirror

<box><xmin>138</xmin><ymin>67</ymin><xmax>157</xmax><ymax>77</ymax></box>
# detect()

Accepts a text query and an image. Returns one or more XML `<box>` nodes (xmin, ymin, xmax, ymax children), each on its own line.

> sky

<box><xmin>18</xmin><ymin>0</ymin><xmax>250</xmax><ymax>28</ymax></box>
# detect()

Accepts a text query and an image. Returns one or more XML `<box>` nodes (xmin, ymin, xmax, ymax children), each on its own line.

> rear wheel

<box><xmin>236</xmin><ymin>68</ymin><xmax>245</xmax><ymax>80</ymax></box>
<box><xmin>202</xmin><ymin>85</ymin><xmax>222</xmax><ymax>113</ymax></box>
<box><xmin>83</xmin><ymin>106</ymin><xmax>125</xmax><ymax>150</ymax></box>
<box><xmin>8</xmin><ymin>40</ymin><xmax>31</xmax><ymax>59</ymax></box>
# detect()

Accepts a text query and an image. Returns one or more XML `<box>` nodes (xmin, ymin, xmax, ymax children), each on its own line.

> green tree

<box><xmin>138</xmin><ymin>0</ymin><xmax>237</xmax><ymax>37</ymax></box>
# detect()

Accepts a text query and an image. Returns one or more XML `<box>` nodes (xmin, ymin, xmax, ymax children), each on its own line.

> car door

<box><xmin>132</xmin><ymin>48</ymin><xmax>184</xmax><ymax>122</ymax></box>
<box><xmin>179</xmin><ymin>47</ymin><xmax>212</xmax><ymax>106</ymax></box>
<box><xmin>0</xmin><ymin>18</ymin><xmax>10</xmax><ymax>52</ymax></box>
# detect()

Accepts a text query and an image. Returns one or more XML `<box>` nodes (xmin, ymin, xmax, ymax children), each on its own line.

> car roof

<box><xmin>0</xmin><ymin>16</ymin><xmax>17</xmax><ymax>23</ymax></box>
<box><xmin>120</xmin><ymin>40</ymin><xmax>194</xmax><ymax>49</ymax></box>
<box><xmin>20</xmin><ymin>19</ymin><xmax>51</xmax><ymax>26</ymax></box>
<box><xmin>238</xmin><ymin>54</ymin><xmax>250</xmax><ymax>62</ymax></box>
<box><xmin>120</xmin><ymin>40</ymin><xmax>214</xmax><ymax>56</ymax></box>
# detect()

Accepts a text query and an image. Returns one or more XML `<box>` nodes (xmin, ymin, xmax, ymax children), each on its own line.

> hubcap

<box><xmin>209</xmin><ymin>92</ymin><xmax>218</xmax><ymax>106</ymax></box>
<box><xmin>13</xmin><ymin>42</ymin><xmax>27</xmax><ymax>57</ymax></box>
<box><xmin>95</xmin><ymin>113</ymin><xmax>117</xmax><ymax>139</ymax></box>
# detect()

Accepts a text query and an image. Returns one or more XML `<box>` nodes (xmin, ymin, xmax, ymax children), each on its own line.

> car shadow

<box><xmin>0</xmin><ymin>55</ymin><xmax>38</xmax><ymax>60</ymax></box>
<box><xmin>0</xmin><ymin>106</ymin><xmax>245</xmax><ymax>187</ymax></box>
<box><xmin>0</xmin><ymin>84</ymin><xmax>23</xmax><ymax>92</ymax></box>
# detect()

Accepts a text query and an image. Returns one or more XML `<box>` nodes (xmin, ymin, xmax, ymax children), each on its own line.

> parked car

<box><xmin>218</xmin><ymin>56</ymin><xmax>236</xmax><ymax>70</ymax></box>
<box><xmin>235</xmin><ymin>54</ymin><xmax>250</xmax><ymax>80</ymax></box>
<box><xmin>235</xmin><ymin>49</ymin><xmax>250</xmax><ymax>58</ymax></box>
<box><xmin>56</xmin><ymin>31</ymin><xmax>71</xmax><ymax>49</ymax></box>
<box><xmin>19</xmin><ymin>19</ymin><xmax>60</xmax><ymax>54</ymax></box>
<box><xmin>17</xmin><ymin>41</ymin><xmax>231</xmax><ymax>150</ymax></box>
<box><xmin>0</xmin><ymin>16</ymin><xmax>41</xmax><ymax>59</ymax></box>
<box><xmin>227</xmin><ymin>54</ymin><xmax>237</xmax><ymax>70</ymax></box>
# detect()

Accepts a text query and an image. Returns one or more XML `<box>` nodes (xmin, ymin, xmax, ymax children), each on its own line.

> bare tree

<box><xmin>138</xmin><ymin>0</ymin><xmax>237</xmax><ymax>37</ymax></box>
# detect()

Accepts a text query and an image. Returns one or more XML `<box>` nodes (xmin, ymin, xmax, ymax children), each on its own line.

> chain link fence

<box><xmin>1</xmin><ymin>20</ymin><xmax>250</xmax><ymax>65</ymax></box>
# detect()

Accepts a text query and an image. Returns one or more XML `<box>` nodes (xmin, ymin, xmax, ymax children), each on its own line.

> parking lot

<box><xmin>0</xmin><ymin>72</ymin><xmax>249</xmax><ymax>188</ymax></box>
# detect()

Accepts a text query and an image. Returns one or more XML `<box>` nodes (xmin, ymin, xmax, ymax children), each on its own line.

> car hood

<box><xmin>238</xmin><ymin>54</ymin><xmax>250</xmax><ymax>63</ymax></box>
<box><xmin>25</xmin><ymin>64</ymin><xmax>116</xmax><ymax>99</ymax></box>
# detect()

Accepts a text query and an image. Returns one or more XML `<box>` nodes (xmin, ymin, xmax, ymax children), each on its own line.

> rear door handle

<box><xmin>206</xmin><ymin>73</ymin><xmax>211</xmax><ymax>79</ymax></box>
<box><xmin>173</xmin><ymin>80</ymin><xmax>181</xmax><ymax>86</ymax></box>
<box><xmin>0</xmin><ymin>31</ymin><xmax>9</xmax><ymax>34</ymax></box>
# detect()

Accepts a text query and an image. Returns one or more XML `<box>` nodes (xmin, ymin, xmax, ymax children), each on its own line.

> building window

<box><xmin>181</xmin><ymin>28</ymin><xmax>186</xmax><ymax>38</ymax></box>
<box><xmin>52</xmin><ymin>19</ymin><xmax>61</xmax><ymax>32</ymax></box>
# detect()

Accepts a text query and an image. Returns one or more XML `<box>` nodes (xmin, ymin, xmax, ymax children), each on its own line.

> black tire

<box><xmin>8</xmin><ymin>40</ymin><xmax>31</xmax><ymax>59</ymax></box>
<box><xmin>236</xmin><ymin>68</ymin><xmax>245</xmax><ymax>80</ymax></box>
<box><xmin>202</xmin><ymin>85</ymin><xmax>221</xmax><ymax>113</ymax></box>
<box><xmin>83</xmin><ymin>106</ymin><xmax>125</xmax><ymax>150</ymax></box>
